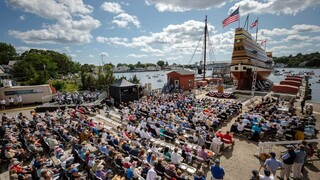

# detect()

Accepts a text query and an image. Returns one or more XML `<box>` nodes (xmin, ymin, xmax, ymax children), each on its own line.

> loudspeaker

<box><xmin>198</xmin><ymin>69</ymin><xmax>202</xmax><ymax>74</ymax></box>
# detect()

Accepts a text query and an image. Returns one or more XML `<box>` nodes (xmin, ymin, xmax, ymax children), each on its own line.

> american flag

<box><xmin>222</xmin><ymin>7</ymin><xmax>239</xmax><ymax>28</ymax></box>
<box><xmin>250</xmin><ymin>19</ymin><xmax>258</xmax><ymax>29</ymax></box>
<box><xmin>261</xmin><ymin>39</ymin><xmax>267</xmax><ymax>46</ymax></box>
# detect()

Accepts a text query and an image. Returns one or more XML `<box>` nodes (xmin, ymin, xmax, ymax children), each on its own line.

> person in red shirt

<box><xmin>10</xmin><ymin>161</ymin><xmax>32</xmax><ymax>174</ymax></box>
<box><xmin>222</xmin><ymin>131</ymin><xmax>235</xmax><ymax>145</ymax></box>
<box><xmin>215</xmin><ymin>130</ymin><xmax>223</xmax><ymax>140</ymax></box>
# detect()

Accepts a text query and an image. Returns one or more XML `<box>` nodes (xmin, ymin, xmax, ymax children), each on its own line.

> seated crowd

<box><xmin>229</xmin><ymin>97</ymin><xmax>317</xmax><ymax>142</ymax></box>
<box><xmin>54</xmin><ymin>91</ymin><xmax>101</xmax><ymax>105</ymax></box>
<box><xmin>1</xmin><ymin>92</ymin><xmax>317</xmax><ymax>180</ymax></box>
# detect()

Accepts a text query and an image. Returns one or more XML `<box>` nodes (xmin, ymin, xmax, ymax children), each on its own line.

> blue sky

<box><xmin>0</xmin><ymin>0</ymin><xmax>319</xmax><ymax>65</ymax></box>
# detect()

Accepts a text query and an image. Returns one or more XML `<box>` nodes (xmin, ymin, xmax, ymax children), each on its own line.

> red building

<box><xmin>167</xmin><ymin>70</ymin><xmax>195</xmax><ymax>91</ymax></box>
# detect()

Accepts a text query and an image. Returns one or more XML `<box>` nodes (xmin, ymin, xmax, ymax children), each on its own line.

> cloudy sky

<box><xmin>1</xmin><ymin>0</ymin><xmax>319</xmax><ymax>65</ymax></box>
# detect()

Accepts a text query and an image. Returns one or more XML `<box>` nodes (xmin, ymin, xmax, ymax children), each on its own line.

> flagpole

<box><xmin>264</xmin><ymin>39</ymin><xmax>267</xmax><ymax>50</ymax></box>
<box><xmin>256</xmin><ymin>17</ymin><xmax>259</xmax><ymax>41</ymax></box>
<box><xmin>238</xmin><ymin>6</ymin><xmax>240</xmax><ymax>28</ymax></box>
<box><xmin>247</xmin><ymin>14</ymin><xmax>249</xmax><ymax>31</ymax></box>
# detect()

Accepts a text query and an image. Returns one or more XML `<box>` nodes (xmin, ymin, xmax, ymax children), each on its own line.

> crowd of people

<box><xmin>0</xmin><ymin>91</ymin><xmax>318</xmax><ymax>180</ymax></box>
<box><xmin>0</xmin><ymin>95</ymin><xmax>23</xmax><ymax>110</ymax></box>
<box><xmin>251</xmin><ymin>141</ymin><xmax>316</xmax><ymax>180</ymax></box>
<box><xmin>54</xmin><ymin>91</ymin><xmax>102</xmax><ymax>105</ymax></box>
<box><xmin>230</xmin><ymin>96</ymin><xmax>318</xmax><ymax>142</ymax></box>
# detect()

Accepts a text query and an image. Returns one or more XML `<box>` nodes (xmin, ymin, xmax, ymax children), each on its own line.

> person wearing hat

<box><xmin>278</xmin><ymin>145</ymin><xmax>296</xmax><ymax>180</ymax></box>
<box><xmin>210</xmin><ymin>159</ymin><xmax>225</xmax><ymax>180</ymax></box>
<box><xmin>88</xmin><ymin>154</ymin><xmax>96</xmax><ymax>167</ymax></box>
<box><xmin>263</xmin><ymin>152</ymin><xmax>284</xmax><ymax>176</ymax></box>
<box><xmin>123</xmin><ymin>157</ymin><xmax>132</xmax><ymax>169</ymax></box>
<box><xmin>95</xmin><ymin>164</ymin><xmax>107</xmax><ymax>179</ymax></box>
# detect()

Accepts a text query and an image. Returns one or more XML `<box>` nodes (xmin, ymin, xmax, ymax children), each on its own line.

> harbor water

<box><xmin>114</xmin><ymin>68</ymin><xmax>320</xmax><ymax>102</ymax></box>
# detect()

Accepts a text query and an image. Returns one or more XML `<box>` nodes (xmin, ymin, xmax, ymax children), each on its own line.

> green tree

<box><xmin>165</xmin><ymin>61</ymin><xmax>169</xmax><ymax>66</ymax></box>
<box><xmin>156</xmin><ymin>60</ymin><xmax>165</xmax><ymax>68</ymax></box>
<box><xmin>129</xmin><ymin>74</ymin><xmax>140</xmax><ymax>84</ymax></box>
<box><xmin>0</xmin><ymin>42</ymin><xmax>18</xmax><ymax>65</ymax></box>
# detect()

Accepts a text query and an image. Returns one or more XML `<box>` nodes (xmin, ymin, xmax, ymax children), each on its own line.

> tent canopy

<box><xmin>110</xmin><ymin>79</ymin><xmax>137</xmax><ymax>88</ymax></box>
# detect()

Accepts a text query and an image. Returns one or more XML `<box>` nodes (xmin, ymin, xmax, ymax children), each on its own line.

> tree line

<box><xmin>0</xmin><ymin>42</ymin><xmax>125</xmax><ymax>91</ymax></box>
<box><xmin>273</xmin><ymin>52</ymin><xmax>320</xmax><ymax>67</ymax></box>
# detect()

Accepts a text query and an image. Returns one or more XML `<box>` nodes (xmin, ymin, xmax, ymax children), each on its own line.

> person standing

<box><xmin>0</xmin><ymin>99</ymin><xmax>6</xmax><ymax>110</ymax></box>
<box><xmin>264</xmin><ymin>152</ymin><xmax>284</xmax><ymax>176</ymax></box>
<box><xmin>17</xmin><ymin>95</ymin><xmax>23</xmax><ymax>107</ymax></box>
<box><xmin>210</xmin><ymin>159</ymin><xmax>225</xmax><ymax>180</ymax></box>
<box><xmin>293</xmin><ymin>145</ymin><xmax>307</xmax><ymax>179</ymax></box>
<box><xmin>8</xmin><ymin>97</ymin><xmax>14</xmax><ymax>107</ymax></box>
<box><xmin>278</xmin><ymin>145</ymin><xmax>296</xmax><ymax>180</ymax></box>
<box><xmin>300</xmin><ymin>99</ymin><xmax>306</xmax><ymax>114</ymax></box>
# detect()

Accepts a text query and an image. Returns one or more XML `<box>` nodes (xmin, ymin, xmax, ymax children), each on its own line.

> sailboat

<box><xmin>197</xmin><ymin>16</ymin><xmax>235</xmax><ymax>98</ymax></box>
<box><xmin>230</xmin><ymin>18</ymin><xmax>274</xmax><ymax>90</ymax></box>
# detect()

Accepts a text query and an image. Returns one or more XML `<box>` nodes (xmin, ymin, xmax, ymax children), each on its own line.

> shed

<box><xmin>109</xmin><ymin>79</ymin><xmax>139</xmax><ymax>106</ymax></box>
<box><xmin>167</xmin><ymin>70</ymin><xmax>195</xmax><ymax>91</ymax></box>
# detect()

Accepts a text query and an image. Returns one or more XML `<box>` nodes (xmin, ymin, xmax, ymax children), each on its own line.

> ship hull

<box><xmin>231</xmin><ymin>28</ymin><xmax>274</xmax><ymax>90</ymax></box>
<box><xmin>231</xmin><ymin>64</ymin><xmax>272</xmax><ymax>90</ymax></box>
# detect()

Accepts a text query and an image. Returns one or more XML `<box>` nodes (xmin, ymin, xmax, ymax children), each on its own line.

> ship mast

<box><xmin>203</xmin><ymin>15</ymin><xmax>207</xmax><ymax>81</ymax></box>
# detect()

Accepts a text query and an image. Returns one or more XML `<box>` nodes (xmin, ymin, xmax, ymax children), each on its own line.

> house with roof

<box><xmin>166</xmin><ymin>70</ymin><xmax>195</xmax><ymax>91</ymax></box>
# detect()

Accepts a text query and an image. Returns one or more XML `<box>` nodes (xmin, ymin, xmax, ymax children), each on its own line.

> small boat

<box><xmin>273</xmin><ymin>70</ymin><xmax>283</xmax><ymax>76</ymax></box>
<box><xmin>152</xmin><ymin>75</ymin><xmax>158</xmax><ymax>78</ymax></box>
<box><xmin>157</xmin><ymin>79</ymin><xmax>162</xmax><ymax>82</ymax></box>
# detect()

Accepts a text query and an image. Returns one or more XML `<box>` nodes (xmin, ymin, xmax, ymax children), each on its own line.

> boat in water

<box><xmin>273</xmin><ymin>70</ymin><xmax>283</xmax><ymax>76</ymax></box>
<box><xmin>230</xmin><ymin>28</ymin><xmax>274</xmax><ymax>90</ymax></box>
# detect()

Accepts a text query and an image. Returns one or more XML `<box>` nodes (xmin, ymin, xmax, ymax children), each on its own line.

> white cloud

<box><xmin>97</xmin><ymin>19</ymin><xmax>234</xmax><ymax>60</ymax></box>
<box><xmin>260</xmin><ymin>24</ymin><xmax>320</xmax><ymax>37</ymax></box>
<box><xmin>145</xmin><ymin>0</ymin><xmax>231</xmax><ymax>12</ymax></box>
<box><xmin>64</xmin><ymin>46</ymin><xmax>71</xmax><ymax>52</ymax></box>
<box><xmin>230</xmin><ymin>0</ymin><xmax>320</xmax><ymax>15</ymax></box>
<box><xmin>101</xmin><ymin>2</ymin><xmax>124</xmax><ymax>14</ymax></box>
<box><xmin>19</xmin><ymin>15</ymin><xmax>25</xmax><ymax>21</ymax></box>
<box><xmin>15</xmin><ymin>46</ymin><xmax>47</xmax><ymax>53</ymax></box>
<box><xmin>69</xmin><ymin>54</ymin><xmax>77</xmax><ymax>58</ymax></box>
<box><xmin>127</xmin><ymin>54</ymin><xmax>148</xmax><ymax>58</ymax></box>
<box><xmin>6</xmin><ymin>0</ymin><xmax>100</xmax><ymax>44</ymax></box>
<box><xmin>100</xmin><ymin>52</ymin><xmax>109</xmax><ymax>57</ymax></box>
<box><xmin>112</xmin><ymin>13</ymin><xmax>140</xmax><ymax>28</ymax></box>
<box><xmin>88</xmin><ymin>54</ymin><xmax>95</xmax><ymax>58</ymax></box>
<box><xmin>284</xmin><ymin>35</ymin><xmax>310</xmax><ymax>42</ymax></box>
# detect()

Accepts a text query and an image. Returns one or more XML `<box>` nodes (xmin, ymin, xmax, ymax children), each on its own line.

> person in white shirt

<box><xmin>0</xmin><ymin>99</ymin><xmax>6</xmax><ymax>110</ymax></box>
<box><xmin>171</xmin><ymin>148</ymin><xmax>183</xmax><ymax>165</ymax></box>
<box><xmin>146</xmin><ymin>166</ymin><xmax>157</xmax><ymax>180</ymax></box>
<box><xmin>135</xmin><ymin>124</ymin><xmax>141</xmax><ymax>134</ymax></box>
<box><xmin>210</xmin><ymin>135</ymin><xmax>223</xmax><ymax>154</ymax></box>
<box><xmin>101</xmin><ymin>130</ymin><xmax>108</xmax><ymax>140</ymax></box>
<box><xmin>8</xmin><ymin>97</ymin><xmax>14</xmax><ymax>107</ymax></box>
<box><xmin>259</xmin><ymin>169</ymin><xmax>274</xmax><ymax>180</ymax></box>
<box><xmin>16</xmin><ymin>95</ymin><xmax>23</xmax><ymax>107</ymax></box>
<box><xmin>140</xmin><ymin>128</ymin><xmax>146</xmax><ymax>139</ymax></box>
<box><xmin>237</xmin><ymin>121</ymin><xmax>245</xmax><ymax>132</ymax></box>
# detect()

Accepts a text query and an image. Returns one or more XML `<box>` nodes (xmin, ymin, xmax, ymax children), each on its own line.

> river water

<box><xmin>114</xmin><ymin>68</ymin><xmax>320</xmax><ymax>102</ymax></box>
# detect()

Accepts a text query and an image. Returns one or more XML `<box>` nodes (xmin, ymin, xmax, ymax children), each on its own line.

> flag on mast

<box><xmin>261</xmin><ymin>39</ymin><xmax>267</xmax><ymax>46</ymax></box>
<box><xmin>222</xmin><ymin>7</ymin><xmax>240</xmax><ymax>28</ymax></box>
<box><xmin>250</xmin><ymin>18</ymin><xmax>258</xmax><ymax>29</ymax></box>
